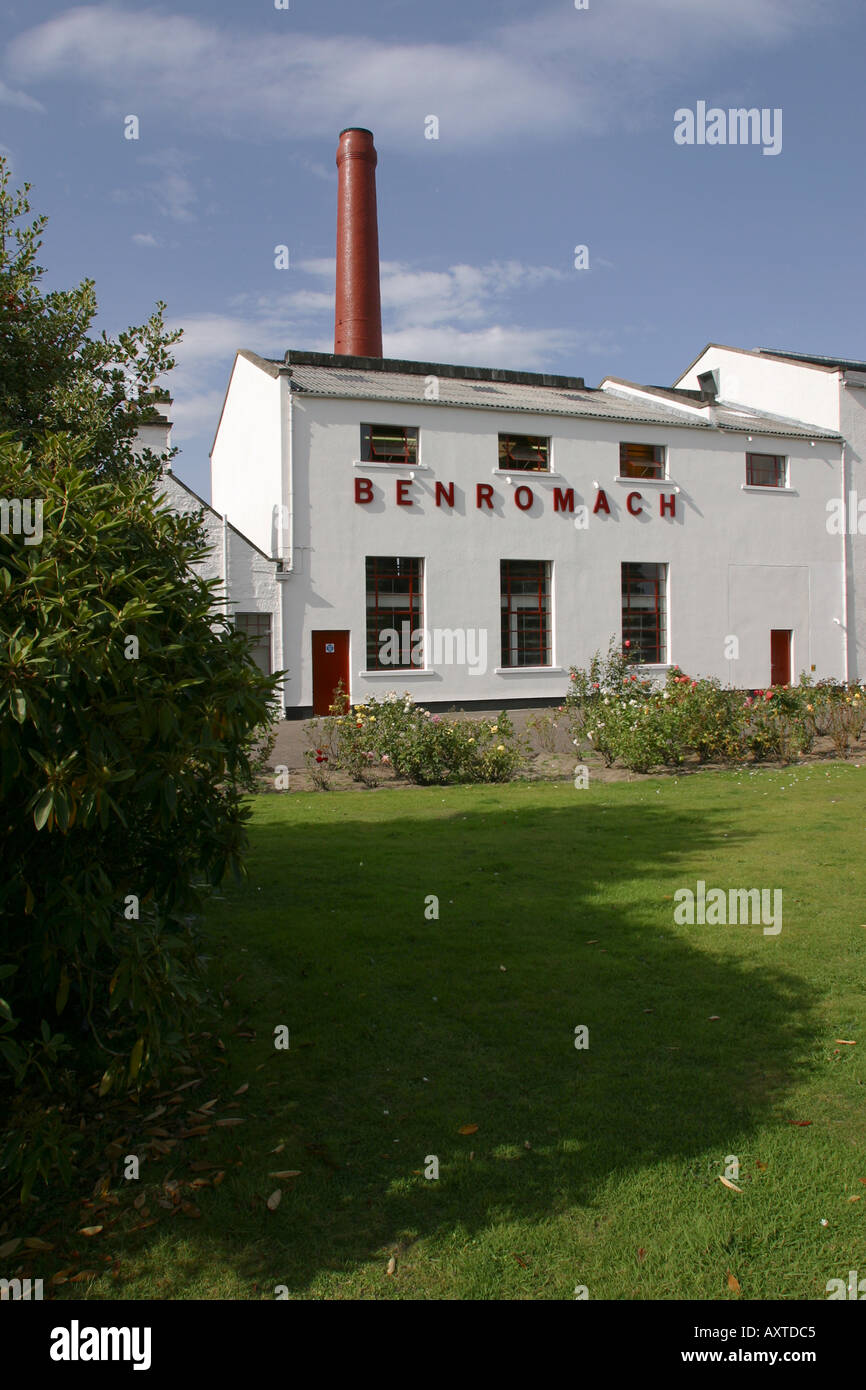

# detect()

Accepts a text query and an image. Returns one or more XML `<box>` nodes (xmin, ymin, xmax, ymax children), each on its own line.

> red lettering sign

<box><xmin>514</xmin><ymin>485</ymin><xmax>534</xmax><ymax>511</ymax></box>
<box><xmin>626</xmin><ymin>491</ymin><xmax>644</xmax><ymax>516</ymax></box>
<box><xmin>435</xmin><ymin>480</ymin><xmax>455</xmax><ymax>508</ymax></box>
<box><xmin>553</xmin><ymin>487</ymin><xmax>575</xmax><ymax>513</ymax></box>
<box><xmin>593</xmin><ymin>488</ymin><xmax>610</xmax><ymax>515</ymax></box>
<box><xmin>660</xmin><ymin>492</ymin><xmax>676</xmax><ymax>517</ymax></box>
<box><xmin>355</xmin><ymin>477</ymin><xmax>373</xmax><ymax>505</ymax></box>
<box><xmin>396</xmin><ymin>479</ymin><xmax>413</xmax><ymax>507</ymax></box>
<box><xmin>476</xmin><ymin>483</ymin><xmax>494</xmax><ymax>510</ymax></box>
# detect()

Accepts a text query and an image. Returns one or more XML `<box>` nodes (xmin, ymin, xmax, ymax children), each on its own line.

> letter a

<box><xmin>274</xmin><ymin>1024</ymin><xmax>290</xmax><ymax>1050</ymax></box>
<box><xmin>424</xmin><ymin>894</ymin><xmax>439</xmax><ymax>920</ymax></box>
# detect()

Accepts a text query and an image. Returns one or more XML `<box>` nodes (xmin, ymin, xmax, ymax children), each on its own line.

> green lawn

<box><xmin>62</xmin><ymin>764</ymin><xmax>866</xmax><ymax>1300</ymax></box>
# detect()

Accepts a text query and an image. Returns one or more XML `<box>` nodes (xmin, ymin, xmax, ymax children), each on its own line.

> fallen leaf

<box><xmin>458</xmin><ymin>1124</ymin><xmax>479</xmax><ymax>1135</ymax></box>
<box><xmin>215</xmin><ymin>1118</ymin><xmax>244</xmax><ymax>1127</ymax></box>
<box><xmin>788</xmin><ymin>1121</ymin><xmax>812</xmax><ymax>1127</ymax></box>
<box><xmin>143</xmin><ymin>1105</ymin><xmax>166</xmax><ymax>1123</ymax></box>
<box><xmin>69</xmin><ymin>1271</ymin><xmax>98</xmax><ymax>1283</ymax></box>
<box><xmin>79</xmin><ymin>1226</ymin><xmax>103</xmax><ymax>1238</ymax></box>
<box><xmin>212</xmin><ymin>1171</ymin><xmax>226</xmax><ymax>1187</ymax></box>
<box><xmin>718</xmin><ymin>1176</ymin><xmax>743</xmax><ymax>1193</ymax></box>
<box><xmin>755</xmin><ymin>1160</ymin><xmax>768</xmax><ymax>1171</ymax></box>
<box><xmin>133</xmin><ymin>1193</ymin><xmax>146</xmax><ymax>1210</ymax></box>
<box><xmin>266</xmin><ymin>1190</ymin><xmax>282</xmax><ymax>1212</ymax></box>
<box><xmin>386</xmin><ymin>1256</ymin><xmax>396</xmax><ymax>1276</ymax></box>
<box><xmin>23</xmin><ymin>1237</ymin><xmax>54</xmax><ymax>1250</ymax></box>
<box><xmin>180</xmin><ymin>1202</ymin><xmax>202</xmax><ymax>1218</ymax></box>
<box><xmin>726</xmin><ymin>1270</ymin><xmax>741</xmax><ymax>1294</ymax></box>
<box><xmin>585</xmin><ymin>940</ymin><xmax>599</xmax><ymax>945</ymax></box>
<box><xmin>708</xmin><ymin>1015</ymin><xmax>721</xmax><ymax>1021</ymax></box>
<box><xmin>835</xmin><ymin>1039</ymin><xmax>856</xmax><ymax>1046</ymax></box>
<box><xmin>272</xmin><ymin>1143</ymin><xmax>285</xmax><ymax>1154</ymax></box>
<box><xmin>637</xmin><ymin>1248</ymin><xmax>646</xmax><ymax>1263</ymax></box>
<box><xmin>0</xmin><ymin>1238</ymin><xmax>21</xmax><ymax>1259</ymax></box>
<box><xmin>512</xmin><ymin>1253</ymin><xmax>529</xmax><ymax>1268</ymax></box>
<box><xmin>269</xmin><ymin>1171</ymin><xmax>301</xmax><ymax>1180</ymax></box>
<box><xmin>197</xmin><ymin>1099</ymin><xmax>218</xmax><ymax>1113</ymax></box>
<box><xmin>234</xmin><ymin>1082</ymin><xmax>249</xmax><ymax>1095</ymax></box>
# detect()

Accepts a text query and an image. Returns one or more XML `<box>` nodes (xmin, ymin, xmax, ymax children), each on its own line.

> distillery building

<box><xmin>155</xmin><ymin>129</ymin><xmax>856</xmax><ymax>717</ymax></box>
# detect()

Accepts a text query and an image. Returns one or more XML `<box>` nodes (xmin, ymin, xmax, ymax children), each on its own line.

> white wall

<box><xmin>211</xmin><ymin>354</ymin><xmax>282</xmax><ymax>557</ymax></box>
<box><xmin>278</xmin><ymin>394</ymin><xmax>845</xmax><ymax>708</ymax></box>
<box><xmin>676</xmin><ymin>347</ymin><xmax>841</xmax><ymax>430</ymax></box>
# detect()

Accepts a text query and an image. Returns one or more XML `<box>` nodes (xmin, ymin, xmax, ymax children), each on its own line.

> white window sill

<box><xmin>494</xmin><ymin>665</ymin><xmax>564</xmax><ymax>674</ymax></box>
<box><xmin>353</xmin><ymin>460</ymin><xmax>428</xmax><ymax>472</ymax></box>
<box><xmin>741</xmin><ymin>484</ymin><xmax>796</xmax><ymax>494</ymax></box>
<box><xmin>359</xmin><ymin>668</ymin><xmax>435</xmax><ymax>678</ymax></box>
<box><xmin>615</xmin><ymin>475</ymin><xmax>671</xmax><ymax>486</ymax></box>
<box><xmin>492</xmin><ymin>469</ymin><xmax>559</xmax><ymax>479</ymax></box>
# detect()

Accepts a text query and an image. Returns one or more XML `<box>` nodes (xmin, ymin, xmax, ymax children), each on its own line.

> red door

<box><xmin>312</xmin><ymin>631</ymin><xmax>350</xmax><ymax>715</ymax></box>
<box><xmin>770</xmin><ymin>629</ymin><xmax>791</xmax><ymax>687</ymax></box>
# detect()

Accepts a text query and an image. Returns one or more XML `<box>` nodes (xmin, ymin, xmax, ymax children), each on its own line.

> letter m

<box><xmin>553</xmin><ymin>487</ymin><xmax>575</xmax><ymax>513</ymax></box>
<box><xmin>0</xmin><ymin>499</ymin><xmax>22</xmax><ymax>535</ymax></box>
<box><xmin>728</xmin><ymin>888</ymin><xmax>760</xmax><ymax>924</ymax></box>
<box><xmin>728</xmin><ymin>108</ymin><xmax>760</xmax><ymax>144</ymax></box>
<box><xmin>433</xmin><ymin>629</ymin><xmax>466</xmax><ymax>666</ymax></box>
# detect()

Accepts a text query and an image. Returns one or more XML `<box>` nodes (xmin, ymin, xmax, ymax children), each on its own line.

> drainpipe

<box><xmin>841</xmin><ymin>441</ymin><xmax>850</xmax><ymax>680</ymax></box>
<box><xmin>221</xmin><ymin>512</ymin><xmax>229</xmax><ymax>616</ymax></box>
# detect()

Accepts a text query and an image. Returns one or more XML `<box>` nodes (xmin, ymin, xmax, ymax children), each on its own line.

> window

<box><xmin>746</xmin><ymin>452</ymin><xmax>786</xmax><ymax>487</ymax></box>
<box><xmin>361</xmin><ymin>423</ymin><xmax>418</xmax><ymax>465</ymax></box>
<box><xmin>620</xmin><ymin>442</ymin><xmax>665</xmax><ymax>480</ymax></box>
<box><xmin>366</xmin><ymin>557</ymin><xmax>424</xmax><ymax>670</ymax></box>
<box><xmin>621</xmin><ymin>563</ymin><xmax>667</xmax><ymax>664</ymax></box>
<box><xmin>500</xmin><ymin>560</ymin><xmax>551</xmax><ymax>667</ymax></box>
<box><xmin>235</xmin><ymin>613</ymin><xmax>272</xmax><ymax>676</ymax></box>
<box><xmin>498</xmin><ymin>433</ymin><xmax>549</xmax><ymax>472</ymax></box>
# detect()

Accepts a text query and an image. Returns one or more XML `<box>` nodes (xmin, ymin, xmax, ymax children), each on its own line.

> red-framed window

<box><xmin>498</xmin><ymin>433</ymin><xmax>550</xmax><ymax>472</ymax></box>
<box><xmin>500</xmin><ymin>560</ymin><xmax>551</xmax><ymax>667</ymax></box>
<box><xmin>620</xmin><ymin>442</ymin><xmax>665</xmax><ymax>479</ymax></box>
<box><xmin>361</xmin><ymin>424</ymin><xmax>418</xmax><ymax>465</ymax></box>
<box><xmin>365</xmin><ymin>556</ymin><xmax>424</xmax><ymax>670</ymax></box>
<box><xmin>745</xmin><ymin>452</ymin><xmax>786</xmax><ymax>487</ymax></box>
<box><xmin>621</xmin><ymin>562</ymin><xmax>667</xmax><ymax>664</ymax></box>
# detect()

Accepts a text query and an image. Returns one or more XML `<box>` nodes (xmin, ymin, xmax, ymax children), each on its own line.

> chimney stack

<box><xmin>334</xmin><ymin>128</ymin><xmax>383</xmax><ymax>358</ymax></box>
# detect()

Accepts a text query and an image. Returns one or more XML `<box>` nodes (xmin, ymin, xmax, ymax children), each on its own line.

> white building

<box><xmin>206</xmin><ymin>347</ymin><xmax>844</xmax><ymax>715</ymax></box>
<box><xmin>675</xmin><ymin>345</ymin><xmax>866</xmax><ymax>679</ymax></box>
<box><xmin>145</xmin><ymin>130</ymin><xmax>861</xmax><ymax>717</ymax></box>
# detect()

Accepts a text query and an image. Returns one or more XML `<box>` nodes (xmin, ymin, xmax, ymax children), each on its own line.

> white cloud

<box><xmin>112</xmin><ymin>148</ymin><xmax>198</xmax><ymax>222</ymax></box>
<box><xmin>0</xmin><ymin>77</ymin><xmax>43</xmax><ymax>112</ymax></box>
<box><xmin>5</xmin><ymin>1</ymin><xmax>831</xmax><ymax>148</ymax></box>
<box><xmin>162</xmin><ymin>255</ymin><xmax>613</xmax><ymax>441</ymax></box>
<box><xmin>131</xmin><ymin>231</ymin><xmax>159</xmax><ymax>247</ymax></box>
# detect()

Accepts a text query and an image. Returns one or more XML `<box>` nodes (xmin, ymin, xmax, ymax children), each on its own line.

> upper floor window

<box><xmin>361</xmin><ymin>424</ymin><xmax>418</xmax><ymax>465</ymax></box>
<box><xmin>498</xmin><ymin>433</ymin><xmax>550</xmax><ymax>472</ymax></box>
<box><xmin>620</xmin><ymin>442</ymin><xmax>665</xmax><ymax>480</ymax></box>
<box><xmin>745</xmin><ymin>452</ymin><xmax>786</xmax><ymax>488</ymax></box>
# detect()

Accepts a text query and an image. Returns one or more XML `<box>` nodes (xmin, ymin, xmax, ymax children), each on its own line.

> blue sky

<box><xmin>1</xmin><ymin>0</ymin><xmax>863</xmax><ymax>500</ymax></box>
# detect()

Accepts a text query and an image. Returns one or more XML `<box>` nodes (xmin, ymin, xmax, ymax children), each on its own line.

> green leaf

<box><xmin>55</xmin><ymin>968</ymin><xmax>70</xmax><ymax>1016</ymax></box>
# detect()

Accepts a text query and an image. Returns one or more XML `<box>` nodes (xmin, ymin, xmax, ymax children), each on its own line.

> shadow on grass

<box><xmin>116</xmin><ymin>792</ymin><xmax>820</xmax><ymax>1294</ymax></box>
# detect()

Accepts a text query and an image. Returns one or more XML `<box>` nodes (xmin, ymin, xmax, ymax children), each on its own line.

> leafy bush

<box><xmin>0</xmin><ymin>435</ymin><xmax>280</xmax><ymax>1198</ymax></box>
<box><xmin>322</xmin><ymin>691</ymin><xmax>523</xmax><ymax>785</ymax></box>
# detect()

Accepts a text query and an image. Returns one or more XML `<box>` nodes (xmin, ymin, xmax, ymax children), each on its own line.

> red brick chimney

<box><xmin>334</xmin><ymin>128</ymin><xmax>383</xmax><ymax>358</ymax></box>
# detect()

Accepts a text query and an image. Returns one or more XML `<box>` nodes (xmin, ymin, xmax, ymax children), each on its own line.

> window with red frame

<box><xmin>745</xmin><ymin>452</ymin><xmax>786</xmax><ymax>487</ymax></box>
<box><xmin>365</xmin><ymin>556</ymin><xmax>424</xmax><ymax>670</ymax></box>
<box><xmin>498</xmin><ymin>433</ymin><xmax>549</xmax><ymax>472</ymax></box>
<box><xmin>620</xmin><ymin>442</ymin><xmax>665</xmax><ymax>479</ymax></box>
<box><xmin>361</xmin><ymin>424</ymin><xmax>418</xmax><ymax>465</ymax></box>
<box><xmin>621</xmin><ymin>562</ymin><xmax>667</xmax><ymax>664</ymax></box>
<box><xmin>500</xmin><ymin>560</ymin><xmax>551</xmax><ymax>667</ymax></box>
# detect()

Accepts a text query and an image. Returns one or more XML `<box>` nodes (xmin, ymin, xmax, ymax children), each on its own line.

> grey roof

<box><xmin>236</xmin><ymin>349</ymin><xmax>840</xmax><ymax>441</ymax></box>
<box><xmin>759</xmin><ymin>348</ymin><xmax>866</xmax><ymax>374</ymax></box>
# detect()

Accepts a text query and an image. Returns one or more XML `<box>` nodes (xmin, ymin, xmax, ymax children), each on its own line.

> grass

<box><xmin>50</xmin><ymin>763</ymin><xmax>866</xmax><ymax>1299</ymax></box>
